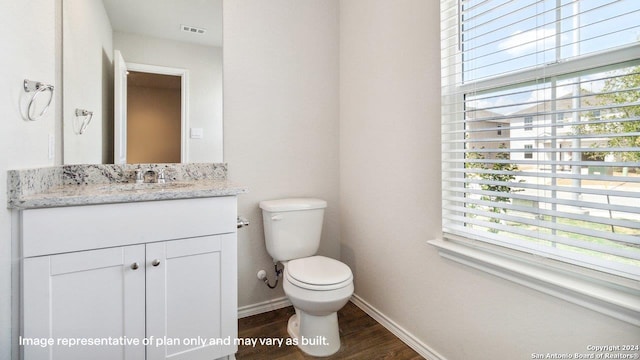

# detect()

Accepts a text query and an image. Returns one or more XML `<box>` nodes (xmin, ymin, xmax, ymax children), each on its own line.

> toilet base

<box><xmin>287</xmin><ymin>310</ymin><xmax>341</xmax><ymax>357</ymax></box>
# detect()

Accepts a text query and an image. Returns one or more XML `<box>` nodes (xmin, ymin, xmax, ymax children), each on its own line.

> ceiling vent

<box><xmin>181</xmin><ymin>24</ymin><xmax>206</xmax><ymax>35</ymax></box>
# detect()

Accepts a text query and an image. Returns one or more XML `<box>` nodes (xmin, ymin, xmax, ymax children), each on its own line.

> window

<box><xmin>524</xmin><ymin>116</ymin><xmax>533</xmax><ymax>131</ymax></box>
<box><xmin>440</xmin><ymin>0</ymin><xmax>640</xmax><ymax>293</ymax></box>
<box><xmin>523</xmin><ymin>144</ymin><xmax>533</xmax><ymax>159</ymax></box>
<box><xmin>557</xmin><ymin>113</ymin><xmax>565</xmax><ymax>128</ymax></box>
<box><xmin>497</xmin><ymin>124</ymin><xmax>502</xmax><ymax>136</ymax></box>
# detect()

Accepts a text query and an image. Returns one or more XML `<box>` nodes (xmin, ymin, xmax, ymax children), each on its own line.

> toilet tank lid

<box><xmin>259</xmin><ymin>198</ymin><xmax>327</xmax><ymax>212</ymax></box>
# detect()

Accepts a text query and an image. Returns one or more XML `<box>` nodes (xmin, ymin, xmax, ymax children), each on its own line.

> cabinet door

<box><xmin>146</xmin><ymin>234</ymin><xmax>237</xmax><ymax>360</ymax></box>
<box><xmin>22</xmin><ymin>245</ymin><xmax>146</xmax><ymax>360</ymax></box>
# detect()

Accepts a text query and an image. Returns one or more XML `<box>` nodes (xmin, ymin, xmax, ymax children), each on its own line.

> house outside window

<box><xmin>438</xmin><ymin>0</ymin><xmax>640</xmax><ymax>324</ymax></box>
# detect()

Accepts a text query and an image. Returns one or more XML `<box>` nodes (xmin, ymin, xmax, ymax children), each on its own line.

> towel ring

<box><xmin>74</xmin><ymin>108</ymin><xmax>94</xmax><ymax>134</ymax></box>
<box><xmin>24</xmin><ymin>79</ymin><xmax>54</xmax><ymax>121</ymax></box>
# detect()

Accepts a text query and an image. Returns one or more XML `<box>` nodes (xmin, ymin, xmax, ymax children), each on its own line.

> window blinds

<box><xmin>441</xmin><ymin>0</ymin><xmax>640</xmax><ymax>280</ymax></box>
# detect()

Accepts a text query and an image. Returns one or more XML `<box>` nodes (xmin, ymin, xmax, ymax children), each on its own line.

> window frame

<box><xmin>434</xmin><ymin>0</ymin><xmax>640</xmax><ymax>326</ymax></box>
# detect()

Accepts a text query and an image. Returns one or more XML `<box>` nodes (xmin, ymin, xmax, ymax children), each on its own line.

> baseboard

<box><xmin>237</xmin><ymin>296</ymin><xmax>292</xmax><ymax>319</ymax></box>
<box><xmin>350</xmin><ymin>294</ymin><xmax>447</xmax><ymax>360</ymax></box>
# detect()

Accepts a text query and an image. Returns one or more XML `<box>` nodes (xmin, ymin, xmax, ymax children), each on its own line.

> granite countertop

<box><xmin>9</xmin><ymin>180</ymin><xmax>247</xmax><ymax>209</ymax></box>
<box><xmin>8</xmin><ymin>163</ymin><xmax>247</xmax><ymax>209</ymax></box>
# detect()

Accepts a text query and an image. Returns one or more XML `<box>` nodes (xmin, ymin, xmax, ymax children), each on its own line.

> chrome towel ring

<box><xmin>23</xmin><ymin>79</ymin><xmax>54</xmax><ymax>121</ymax></box>
<box><xmin>74</xmin><ymin>108</ymin><xmax>94</xmax><ymax>134</ymax></box>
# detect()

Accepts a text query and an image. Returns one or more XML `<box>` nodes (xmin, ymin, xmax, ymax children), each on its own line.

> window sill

<box><xmin>428</xmin><ymin>237</ymin><xmax>640</xmax><ymax>327</ymax></box>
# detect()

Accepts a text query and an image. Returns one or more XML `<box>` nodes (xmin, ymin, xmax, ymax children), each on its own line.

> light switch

<box><xmin>190</xmin><ymin>128</ymin><xmax>203</xmax><ymax>139</ymax></box>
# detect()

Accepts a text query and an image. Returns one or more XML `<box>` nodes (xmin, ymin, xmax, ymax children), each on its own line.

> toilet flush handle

<box><xmin>271</xmin><ymin>215</ymin><xmax>283</xmax><ymax>221</ymax></box>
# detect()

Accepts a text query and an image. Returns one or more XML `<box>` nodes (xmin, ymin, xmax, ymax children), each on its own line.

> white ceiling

<box><xmin>102</xmin><ymin>0</ymin><xmax>223</xmax><ymax>47</ymax></box>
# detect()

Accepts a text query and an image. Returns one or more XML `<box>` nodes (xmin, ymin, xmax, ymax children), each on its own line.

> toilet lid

<box><xmin>287</xmin><ymin>256</ymin><xmax>352</xmax><ymax>287</ymax></box>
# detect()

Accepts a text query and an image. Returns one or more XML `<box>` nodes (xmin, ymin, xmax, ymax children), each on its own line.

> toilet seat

<box><xmin>286</xmin><ymin>256</ymin><xmax>353</xmax><ymax>291</ymax></box>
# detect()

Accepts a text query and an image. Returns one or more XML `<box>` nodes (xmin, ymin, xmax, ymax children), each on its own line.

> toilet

<box><xmin>259</xmin><ymin>198</ymin><xmax>354</xmax><ymax>357</ymax></box>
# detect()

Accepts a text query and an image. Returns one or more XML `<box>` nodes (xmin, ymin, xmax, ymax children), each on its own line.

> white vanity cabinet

<box><xmin>19</xmin><ymin>197</ymin><xmax>238</xmax><ymax>360</ymax></box>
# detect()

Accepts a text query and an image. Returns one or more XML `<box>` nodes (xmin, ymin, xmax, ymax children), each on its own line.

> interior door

<box><xmin>114</xmin><ymin>49</ymin><xmax>128</xmax><ymax>164</ymax></box>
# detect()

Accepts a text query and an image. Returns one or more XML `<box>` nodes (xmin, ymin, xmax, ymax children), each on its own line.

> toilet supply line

<box><xmin>257</xmin><ymin>264</ymin><xmax>282</xmax><ymax>289</ymax></box>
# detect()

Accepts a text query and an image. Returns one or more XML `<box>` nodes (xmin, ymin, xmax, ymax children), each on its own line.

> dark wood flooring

<box><xmin>236</xmin><ymin>301</ymin><xmax>424</xmax><ymax>359</ymax></box>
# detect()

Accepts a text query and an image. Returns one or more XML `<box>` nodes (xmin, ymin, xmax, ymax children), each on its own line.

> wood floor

<box><xmin>236</xmin><ymin>301</ymin><xmax>424</xmax><ymax>359</ymax></box>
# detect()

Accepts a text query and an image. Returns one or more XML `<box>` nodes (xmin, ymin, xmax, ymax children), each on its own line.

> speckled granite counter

<box><xmin>8</xmin><ymin>163</ymin><xmax>247</xmax><ymax>209</ymax></box>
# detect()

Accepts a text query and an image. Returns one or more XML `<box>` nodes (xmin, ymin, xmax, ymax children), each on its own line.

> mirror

<box><xmin>62</xmin><ymin>0</ymin><xmax>223</xmax><ymax>164</ymax></box>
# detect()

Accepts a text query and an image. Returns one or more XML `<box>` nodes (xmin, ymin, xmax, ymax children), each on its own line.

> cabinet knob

<box><xmin>152</xmin><ymin>259</ymin><xmax>161</xmax><ymax>267</ymax></box>
<box><xmin>131</xmin><ymin>262</ymin><xmax>139</xmax><ymax>270</ymax></box>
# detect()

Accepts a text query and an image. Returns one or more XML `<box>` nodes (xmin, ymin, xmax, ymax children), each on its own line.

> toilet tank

<box><xmin>259</xmin><ymin>198</ymin><xmax>327</xmax><ymax>262</ymax></box>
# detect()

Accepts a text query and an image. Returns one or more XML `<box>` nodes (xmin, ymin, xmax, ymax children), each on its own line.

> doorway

<box><xmin>114</xmin><ymin>50</ymin><xmax>189</xmax><ymax>164</ymax></box>
<box><xmin>127</xmin><ymin>71</ymin><xmax>182</xmax><ymax>163</ymax></box>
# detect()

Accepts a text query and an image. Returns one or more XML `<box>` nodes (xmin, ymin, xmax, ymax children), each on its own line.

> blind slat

<box><xmin>453</xmin><ymin>159</ymin><xmax>637</xmax><ymax>169</ymax></box>
<box><xmin>443</xmin><ymin>186</ymin><xmax>640</xmax><ymax>215</ymax></box>
<box><xmin>450</xmin><ymin>132</ymin><xmax>640</xmax><ymax>144</ymax></box>
<box><xmin>445</xmin><ymin>147</ymin><xmax>640</xmax><ymax>154</ymax></box>
<box><xmin>447</xmin><ymin>168</ymin><xmax>640</xmax><ymax>184</ymax></box>
<box><xmin>451</xmin><ymin>177</ymin><xmax>640</xmax><ymax>199</ymax></box>
<box><xmin>445</xmin><ymin>116</ymin><xmax>640</xmax><ymax>134</ymax></box>
<box><xmin>449</xmin><ymin>103</ymin><xmax>640</xmax><ymax>126</ymax></box>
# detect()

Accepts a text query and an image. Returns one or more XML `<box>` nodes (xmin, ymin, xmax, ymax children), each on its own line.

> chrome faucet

<box><xmin>134</xmin><ymin>165</ymin><xmax>166</xmax><ymax>184</ymax></box>
<box><xmin>143</xmin><ymin>167</ymin><xmax>157</xmax><ymax>183</ymax></box>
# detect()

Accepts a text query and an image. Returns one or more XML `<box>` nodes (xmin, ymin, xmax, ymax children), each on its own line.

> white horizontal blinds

<box><xmin>441</xmin><ymin>0</ymin><xmax>640</xmax><ymax>280</ymax></box>
<box><xmin>461</xmin><ymin>0</ymin><xmax>640</xmax><ymax>83</ymax></box>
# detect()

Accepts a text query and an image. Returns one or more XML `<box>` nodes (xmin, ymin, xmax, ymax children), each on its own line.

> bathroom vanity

<box><xmin>8</xmin><ymin>164</ymin><xmax>246</xmax><ymax>360</ymax></box>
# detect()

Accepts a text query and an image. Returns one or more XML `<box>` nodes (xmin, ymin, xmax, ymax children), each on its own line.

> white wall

<box><xmin>0</xmin><ymin>0</ymin><xmax>57</xmax><ymax>359</ymax></box>
<box><xmin>114</xmin><ymin>32</ymin><xmax>223</xmax><ymax>163</ymax></box>
<box><xmin>223</xmin><ymin>0</ymin><xmax>340</xmax><ymax>308</ymax></box>
<box><xmin>63</xmin><ymin>0</ymin><xmax>112</xmax><ymax>164</ymax></box>
<box><xmin>339</xmin><ymin>1</ymin><xmax>639</xmax><ymax>360</ymax></box>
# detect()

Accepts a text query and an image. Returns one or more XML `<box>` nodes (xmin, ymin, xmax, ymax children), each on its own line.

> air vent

<box><xmin>181</xmin><ymin>24</ymin><xmax>206</xmax><ymax>35</ymax></box>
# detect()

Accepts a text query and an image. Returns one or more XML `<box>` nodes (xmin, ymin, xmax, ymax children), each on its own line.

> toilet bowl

<box><xmin>259</xmin><ymin>198</ymin><xmax>354</xmax><ymax>357</ymax></box>
<box><xmin>282</xmin><ymin>256</ymin><xmax>354</xmax><ymax>356</ymax></box>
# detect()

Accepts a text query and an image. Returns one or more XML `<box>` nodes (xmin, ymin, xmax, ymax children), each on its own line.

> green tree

<box><xmin>466</xmin><ymin>143</ymin><xmax>523</xmax><ymax>232</ymax></box>
<box><xmin>577</xmin><ymin>66</ymin><xmax>640</xmax><ymax>165</ymax></box>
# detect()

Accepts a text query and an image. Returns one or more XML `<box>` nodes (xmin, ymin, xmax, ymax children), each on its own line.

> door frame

<box><xmin>125</xmin><ymin>63</ymin><xmax>190</xmax><ymax>163</ymax></box>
